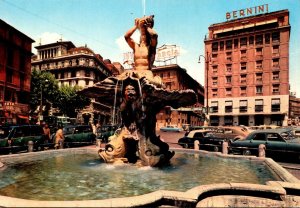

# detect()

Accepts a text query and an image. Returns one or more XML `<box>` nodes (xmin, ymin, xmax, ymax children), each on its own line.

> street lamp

<box><xmin>198</xmin><ymin>52</ymin><xmax>211</xmax><ymax>126</ymax></box>
<box><xmin>39</xmin><ymin>79</ymin><xmax>48</xmax><ymax>124</ymax></box>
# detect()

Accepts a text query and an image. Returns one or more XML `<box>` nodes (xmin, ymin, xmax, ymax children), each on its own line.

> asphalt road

<box><xmin>156</xmin><ymin>130</ymin><xmax>185</xmax><ymax>148</ymax></box>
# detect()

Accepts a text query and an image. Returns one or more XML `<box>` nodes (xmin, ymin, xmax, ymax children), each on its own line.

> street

<box><xmin>156</xmin><ymin>130</ymin><xmax>185</xmax><ymax>148</ymax></box>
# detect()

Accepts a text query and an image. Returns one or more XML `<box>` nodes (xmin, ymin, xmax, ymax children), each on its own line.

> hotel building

<box><xmin>204</xmin><ymin>9</ymin><xmax>290</xmax><ymax>126</ymax></box>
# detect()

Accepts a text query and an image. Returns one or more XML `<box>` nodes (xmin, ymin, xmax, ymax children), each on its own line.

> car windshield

<box><xmin>0</xmin><ymin>126</ymin><xmax>11</xmax><ymax>139</ymax></box>
<box><xmin>281</xmin><ymin>131</ymin><xmax>294</xmax><ymax>140</ymax></box>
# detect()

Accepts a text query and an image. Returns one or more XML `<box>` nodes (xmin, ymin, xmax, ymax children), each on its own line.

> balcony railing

<box><xmin>255</xmin><ymin>55</ymin><xmax>263</xmax><ymax>60</ymax></box>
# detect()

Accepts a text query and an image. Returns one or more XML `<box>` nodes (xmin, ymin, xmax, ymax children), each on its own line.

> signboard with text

<box><xmin>226</xmin><ymin>4</ymin><xmax>269</xmax><ymax>21</ymax></box>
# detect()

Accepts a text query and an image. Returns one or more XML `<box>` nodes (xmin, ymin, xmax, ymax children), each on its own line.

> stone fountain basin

<box><xmin>0</xmin><ymin>147</ymin><xmax>300</xmax><ymax>207</ymax></box>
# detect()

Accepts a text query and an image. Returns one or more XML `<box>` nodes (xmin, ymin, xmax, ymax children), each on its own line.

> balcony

<box><xmin>272</xmin><ymin>91</ymin><xmax>280</xmax><ymax>95</ymax></box>
<box><xmin>256</xmin><ymin>66</ymin><xmax>263</xmax><ymax>71</ymax></box>
<box><xmin>256</xmin><ymin>78</ymin><xmax>263</xmax><ymax>84</ymax></box>
<box><xmin>272</xmin><ymin>64</ymin><xmax>280</xmax><ymax>71</ymax></box>
<box><xmin>241</xmin><ymin>56</ymin><xmax>247</xmax><ymax>62</ymax></box>
<box><xmin>255</xmin><ymin>55</ymin><xmax>263</xmax><ymax>60</ymax></box>
<box><xmin>272</xmin><ymin>53</ymin><xmax>280</xmax><ymax>58</ymax></box>
<box><xmin>272</xmin><ymin>78</ymin><xmax>280</xmax><ymax>83</ymax></box>
<box><xmin>240</xmin><ymin>93</ymin><xmax>247</xmax><ymax>96</ymax></box>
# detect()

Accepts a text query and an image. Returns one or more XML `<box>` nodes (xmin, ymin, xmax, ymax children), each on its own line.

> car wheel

<box><xmin>184</xmin><ymin>143</ymin><xmax>189</xmax><ymax>149</ymax></box>
<box><xmin>213</xmin><ymin>146</ymin><xmax>219</xmax><ymax>152</ymax></box>
<box><xmin>243</xmin><ymin>150</ymin><xmax>251</xmax><ymax>156</ymax></box>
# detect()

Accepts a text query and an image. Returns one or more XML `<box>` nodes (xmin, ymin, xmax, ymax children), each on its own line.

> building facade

<box><xmin>31</xmin><ymin>41</ymin><xmax>120</xmax><ymax>124</ymax></box>
<box><xmin>152</xmin><ymin>64</ymin><xmax>205</xmax><ymax>129</ymax></box>
<box><xmin>204</xmin><ymin>10</ymin><xmax>290</xmax><ymax>126</ymax></box>
<box><xmin>0</xmin><ymin>19</ymin><xmax>34</xmax><ymax>124</ymax></box>
<box><xmin>289</xmin><ymin>93</ymin><xmax>300</xmax><ymax>126</ymax></box>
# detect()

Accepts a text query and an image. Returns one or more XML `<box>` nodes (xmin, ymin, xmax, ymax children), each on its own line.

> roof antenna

<box><xmin>39</xmin><ymin>38</ymin><xmax>42</xmax><ymax>46</ymax></box>
<box><xmin>59</xmin><ymin>34</ymin><xmax>63</xmax><ymax>42</ymax></box>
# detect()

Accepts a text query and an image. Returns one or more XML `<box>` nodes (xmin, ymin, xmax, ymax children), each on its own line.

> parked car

<box><xmin>229</xmin><ymin>129</ymin><xmax>300</xmax><ymax>160</ymax></box>
<box><xmin>160</xmin><ymin>125</ymin><xmax>183</xmax><ymax>132</ymax></box>
<box><xmin>55</xmin><ymin>125</ymin><xmax>96</xmax><ymax>147</ymax></box>
<box><xmin>0</xmin><ymin>125</ymin><xmax>46</xmax><ymax>154</ymax></box>
<box><xmin>184</xmin><ymin>126</ymin><xmax>218</xmax><ymax>136</ymax></box>
<box><xmin>96</xmin><ymin>124</ymin><xmax>119</xmax><ymax>143</ymax></box>
<box><xmin>212</xmin><ymin>126</ymin><xmax>249</xmax><ymax>141</ymax></box>
<box><xmin>178</xmin><ymin>130</ymin><xmax>213</xmax><ymax>148</ymax></box>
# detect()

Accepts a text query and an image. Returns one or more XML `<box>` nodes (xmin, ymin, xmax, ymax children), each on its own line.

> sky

<box><xmin>1</xmin><ymin>0</ymin><xmax>299</xmax><ymax>95</ymax></box>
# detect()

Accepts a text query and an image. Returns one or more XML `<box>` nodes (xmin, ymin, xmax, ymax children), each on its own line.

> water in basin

<box><xmin>0</xmin><ymin>152</ymin><xmax>281</xmax><ymax>200</ymax></box>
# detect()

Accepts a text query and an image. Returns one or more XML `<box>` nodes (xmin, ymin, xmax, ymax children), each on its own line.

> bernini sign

<box><xmin>226</xmin><ymin>4</ymin><xmax>269</xmax><ymax>20</ymax></box>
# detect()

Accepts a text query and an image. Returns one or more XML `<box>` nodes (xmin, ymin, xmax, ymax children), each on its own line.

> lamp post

<box><xmin>39</xmin><ymin>79</ymin><xmax>48</xmax><ymax>125</ymax></box>
<box><xmin>198</xmin><ymin>52</ymin><xmax>210</xmax><ymax>126</ymax></box>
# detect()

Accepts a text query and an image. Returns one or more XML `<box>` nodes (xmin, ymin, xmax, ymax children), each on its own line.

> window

<box><xmin>256</xmin><ymin>73</ymin><xmax>263</xmax><ymax>82</ymax></box>
<box><xmin>267</xmin><ymin>133</ymin><xmax>283</xmax><ymax>142</ymax></box>
<box><xmin>6</xmin><ymin>48</ymin><xmax>14</xmax><ymax>67</ymax></box>
<box><xmin>69</xmin><ymin>60</ymin><xmax>72</xmax><ymax>66</ymax></box>
<box><xmin>61</xmin><ymin>61</ymin><xmax>65</xmax><ymax>67</ymax></box>
<box><xmin>256</xmin><ymin>60</ymin><xmax>263</xmax><ymax>69</ymax></box>
<box><xmin>271</xmin><ymin>98</ymin><xmax>280</xmax><ymax>112</ymax></box>
<box><xmin>212</xmin><ymin>77</ymin><xmax>218</xmax><ymax>85</ymax></box>
<box><xmin>226</xmin><ymin>52</ymin><xmax>232</xmax><ymax>61</ymax></box>
<box><xmin>240</xmin><ymin>74</ymin><xmax>247</xmax><ymax>84</ymax></box>
<box><xmin>253</xmin><ymin>133</ymin><xmax>266</xmax><ymax>141</ymax></box>
<box><xmin>212</xmin><ymin>54</ymin><xmax>218</xmax><ymax>59</ymax></box>
<box><xmin>226</xmin><ymin>88</ymin><xmax>232</xmax><ymax>96</ymax></box>
<box><xmin>265</xmin><ymin>33</ymin><xmax>270</xmax><ymax>44</ymax></box>
<box><xmin>272</xmin><ymin>84</ymin><xmax>280</xmax><ymax>93</ymax></box>
<box><xmin>240</xmin><ymin>50</ymin><xmax>247</xmax><ymax>59</ymax></box>
<box><xmin>234</xmin><ymin>39</ymin><xmax>239</xmax><ymax>48</ymax></box>
<box><xmin>212</xmin><ymin>65</ymin><xmax>218</xmax><ymax>73</ymax></box>
<box><xmin>6</xmin><ymin>69</ymin><xmax>13</xmax><ymax>83</ymax></box>
<box><xmin>226</xmin><ymin>76</ymin><xmax>231</xmax><ymax>83</ymax></box>
<box><xmin>210</xmin><ymin>101</ymin><xmax>218</xmax><ymax>113</ymax></box>
<box><xmin>71</xmin><ymin>71</ymin><xmax>76</xmax><ymax>77</ymax></box>
<box><xmin>249</xmin><ymin>36</ymin><xmax>254</xmax><ymax>45</ymax></box>
<box><xmin>85</xmin><ymin>80</ymin><xmax>89</xmax><ymax>86</ymax></box>
<box><xmin>225</xmin><ymin>101</ymin><xmax>233</xmax><ymax>113</ymax></box>
<box><xmin>226</xmin><ymin>64</ymin><xmax>232</xmax><ymax>72</ymax></box>
<box><xmin>61</xmin><ymin>72</ymin><xmax>65</xmax><ymax>79</ymax></box>
<box><xmin>256</xmin><ymin>86</ymin><xmax>263</xmax><ymax>94</ymax></box>
<box><xmin>255</xmin><ymin>35</ymin><xmax>263</xmax><ymax>45</ymax></box>
<box><xmin>19</xmin><ymin>54</ymin><xmax>26</xmax><ymax>72</ymax></box>
<box><xmin>212</xmin><ymin>42</ymin><xmax>218</xmax><ymax>52</ymax></box>
<box><xmin>240</xmin><ymin>87</ymin><xmax>247</xmax><ymax>96</ymax></box>
<box><xmin>220</xmin><ymin>41</ymin><xmax>224</xmax><ymax>51</ymax></box>
<box><xmin>226</xmin><ymin>40</ymin><xmax>232</xmax><ymax>50</ymax></box>
<box><xmin>241</xmin><ymin>62</ymin><xmax>247</xmax><ymax>71</ymax></box>
<box><xmin>273</xmin><ymin>72</ymin><xmax>279</xmax><ymax>80</ymax></box>
<box><xmin>255</xmin><ymin>99</ymin><xmax>264</xmax><ymax>112</ymax></box>
<box><xmin>240</xmin><ymin>37</ymin><xmax>247</xmax><ymax>47</ymax></box>
<box><xmin>272</xmin><ymin>32</ymin><xmax>280</xmax><ymax>42</ymax></box>
<box><xmin>212</xmin><ymin>89</ymin><xmax>218</xmax><ymax>97</ymax></box>
<box><xmin>239</xmin><ymin>100</ymin><xmax>248</xmax><ymax>113</ymax></box>
<box><xmin>273</xmin><ymin>59</ymin><xmax>279</xmax><ymax>67</ymax></box>
<box><xmin>85</xmin><ymin>71</ymin><xmax>90</xmax><ymax>77</ymax></box>
<box><xmin>256</xmin><ymin>48</ymin><xmax>263</xmax><ymax>55</ymax></box>
<box><xmin>273</xmin><ymin>45</ymin><xmax>279</xmax><ymax>54</ymax></box>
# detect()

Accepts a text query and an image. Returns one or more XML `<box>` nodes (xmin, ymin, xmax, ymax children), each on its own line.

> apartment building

<box><xmin>31</xmin><ymin>41</ymin><xmax>121</xmax><ymax>124</ymax></box>
<box><xmin>0</xmin><ymin>19</ymin><xmax>34</xmax><ymax>124</ymax></box>
<box><xmin>204</xmin><ymin>9</ymin><xmax>290</xmax><ymax>126</ymax></box>
<box><xmin>152</xmin><ymin>64</ymin><xmax>205</xmax><ymax>128</ymax></box>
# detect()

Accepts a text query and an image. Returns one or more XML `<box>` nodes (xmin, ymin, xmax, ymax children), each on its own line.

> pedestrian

<box><xmin>43</xmin><ymin>123</ymin><xmax>51</xmax><ymax>149</ymax></box>
<box><xmin>55</xmin><ymin>124</ymin><xmax>64</xmax><ymax>149</ymax></box>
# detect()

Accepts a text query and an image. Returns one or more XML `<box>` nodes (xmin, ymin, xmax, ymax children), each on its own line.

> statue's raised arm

<box><xmin>124</xmin><ymin>15</ymin><xmax>157</xmax><ymax>71</ymax></box>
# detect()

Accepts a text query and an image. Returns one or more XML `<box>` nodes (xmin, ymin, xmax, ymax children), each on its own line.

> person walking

<box><xmin>55</xmin><ymin>124</ymin><xmax>64</xmax><ymax>149</ymax></box>
<box><xmin>43</xmin><ymin>123</ymin><xmax>51</xmax><ymax>149</ymax></box>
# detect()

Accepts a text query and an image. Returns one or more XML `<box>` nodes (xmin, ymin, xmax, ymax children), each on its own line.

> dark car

<box><xmin>62</xmin><ymin>125</ymin><xmax>96</xmax><ymax>147</ymax></box>
<box><xmin>178</xmin><ymin>130</ymin><xmax>213</xmax><ymax>148</ymax></box>
<box><xmin>96</xmin><ymin>124</ymin><xmax>119</xmax><ymax>143</ymax></box>
<box><xmin>229</xmin><ymin>129</ymin><xmax>300</xmax><ymax>160</ymax></box>
<box><xmin>212</xmin><ymin>126</ymin><xmax>249</xmax><ymax>141</ymax></box>
<box><xmin>0</xmin><ymin>125</ymin><xmax>45</xmax><ymax>154</ymax></box>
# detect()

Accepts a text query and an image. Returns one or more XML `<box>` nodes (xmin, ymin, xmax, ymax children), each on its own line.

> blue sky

<box><xmin>1</xmin><ymin>0</ymin><xmax>299</xmax><ymax>95</ymax></box>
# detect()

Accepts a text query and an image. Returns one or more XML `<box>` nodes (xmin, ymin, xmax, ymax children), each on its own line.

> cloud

<box><xmin>115</xmin><ymin>31</ymin><xmax>140</xmax><ymax>52</ymax></box>
<box><xmin>32</xmin><ymin>32</ymin><xmax>66</xmax><ymax>54</ymax></box>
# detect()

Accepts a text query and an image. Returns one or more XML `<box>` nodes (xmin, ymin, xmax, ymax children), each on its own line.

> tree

<box><xmin>56</xmin><ymin>85</ymin><xmax>91</xmax><ymax>117</ymax></box>
<box><xmin>30</xmin><ymin>69</ymin><xmax>60</xmax><ymax>114</ymax></box>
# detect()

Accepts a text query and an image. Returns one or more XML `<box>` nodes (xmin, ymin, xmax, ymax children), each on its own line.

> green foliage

<box><xmin>56</xmin><ymin>85</ymin><xmax>91</xmax><ymax>117</ymax></box>
<box><xmin>30</xmin><ymin>69</ymin><xmax>59</xmax><ymax>111</ymax></box>
<box><xmin>30</xmin><ymin>70</ymin><xmax>90</xmax><ymax>117</ymax></box>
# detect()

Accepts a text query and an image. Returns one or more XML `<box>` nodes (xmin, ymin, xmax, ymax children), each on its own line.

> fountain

<box><xmin>80</xmin><ymin>15</ymin><xmax>197</xmax><ymax>167</ymax></box>
<box><xmin>1</xmin><ymin>16</ymin><xmax>300</xmax><ymax>207</ymax></box>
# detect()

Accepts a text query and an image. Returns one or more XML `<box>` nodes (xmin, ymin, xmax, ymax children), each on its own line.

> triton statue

<box><xmin>80</xmin><ymin>15</ymin><xmax>196</xmax><ymax>167</ymax></box>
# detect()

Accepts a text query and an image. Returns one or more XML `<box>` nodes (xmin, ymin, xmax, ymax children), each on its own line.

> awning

<box><xmin>18</xmin><ymin>115</ymin><xmax>29</xmax><ymax>120</ymax></box>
